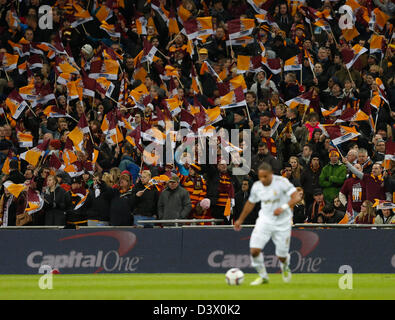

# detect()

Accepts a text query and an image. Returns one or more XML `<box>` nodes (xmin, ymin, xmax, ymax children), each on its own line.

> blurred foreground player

<box><xmin>234</xmin><ymin>163</ymin><xmax>302</xmax><ymax>285</ymax></box>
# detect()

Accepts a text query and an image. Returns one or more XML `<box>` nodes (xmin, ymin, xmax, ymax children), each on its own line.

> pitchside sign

<box><xmin>0</xmin><ymin>229</ymin><xmax>393</xmax><ymax>274</ymax></box>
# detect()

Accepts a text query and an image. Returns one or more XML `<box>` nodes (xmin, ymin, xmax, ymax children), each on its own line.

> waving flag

<box><xmin>228</xmin><ymin>18</ymin><xmax>255</xmax><ymax>39</ymax></box>
<box><xmin>6</xmin><ymin>90</ymin><xmax>28</xmax><ymax>119</ymax></box>
<box><xmin>95</xmin><ymin>77</ymin><xmax>115</xmax><ymax>98</ymax></box>
<box><xmin>236</xmin><ymin>55</ymin><xmax>262</xmax><ymax>73</ymax></box>
<box><xmin>89</xmin><ymin>59</ymin><xmax>119</xmax><ymax>80</ymax></box>
<box><xmin>100</xmin><ymin>21</ymin><xmax>121</xmax><ymax>38</ymax></box>
<box><xmin>180</xmin><ymin>109</ymin><xmax>195</xmax><ymax>129</ymax></box>
<box><xmin>0</xmin><ymin>52</ymin><xmax>18</xmax><ymax>71</ymax></box>
<box><xmin>284</xmin><ymin>55</ymin><xmax>302</xmax><ymax>72</ymax></box>
<box><xmin>17</xmin><ymin>132</ymin><xmax>33</xmax><ymax>148</ymax></box>
<box><xmin>372</xmin><ymin>8</ymin><xmax>389</xmax><ymax>31</ymax></box>
<box><xmin>248</xmin><ymin>0</ymin><xmax>273</xmax><ymax>14</ymax></box>
<box><xmin>3</xmin><ymin>181</ymin><xmax>26</xmax><ymax>198</ymax></box>
<box><xmin>141</xmin><ymin>39</ymin><xmax>158</xmax><ymax>64</ymax></box>
<box><xmin>151</xmin><ymin>0</ymin><xmax>170</xmax><ymax>24</ymax></box>
<box><xmin>25</xmin><ymin>188</ymin><xmax>44</xmax><ymax>215</ymax></box>
<box><xmin>382</xmin><ymin>141</ymin><xmax>395</xmax><ymax>170</ymax></box>
<box><xmin>184</xmin><ymin>17</ymin><xmax>213</xmax><ymax>40</ymax></box>
<box><xmin>49</xmin><ymin>153</ymin><xmax>65</xmax><ymax>171</ymax></box>
<box><xmin>342</xmin><ymin>44</ymin><xmax>368</xmax><ymax>69</ymax></box>
<box><xmin>320</xmin><ymin>124</ymin><xmax>360</xmax><ymax>146</ymax></box>
<box><xmin>19</xmin><ymin>139</ymin><xmax>50</xmax><ymax>166</ymax></box>
<box><xmin>168</xmin><ymin>8</ymin><xmax>180</xmax><ymax>35</ymax></box>
<box><xmin>220</xmin><ymin>87</ymin><xmax>246</xmax><ymax>109</ymax></box>
<box><xmin>261</xmin><ymin>56</ymin><xmax>281</xmax><ymax>74</ymax></box>
<box><xmin>95</xmin><ymin>5</ymin><xmax>113</xmax><ymax>22</ymax></box>
<box><xmin>71</xmin><ymin>3</ymin><xmax>93</xmax><ymax>27</ymax></box>
<box><xmin>370</xmin><ymin>34</ymin><xmax>385</xmax><ymax>56</ymax></box>
<box><xmin>334</xmin><ymin>108</ymin><xmax>369</xmax><ymax>123</ymax></box>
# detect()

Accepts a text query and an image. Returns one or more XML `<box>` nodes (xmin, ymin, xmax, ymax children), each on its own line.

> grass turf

<box><xmin>0</xmin><ymin>273</ymin><xmax>393</xmax><ymax>300</ymax></box>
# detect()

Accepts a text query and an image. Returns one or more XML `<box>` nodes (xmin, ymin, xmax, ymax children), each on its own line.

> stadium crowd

<box><xmin>0</xmin><ymin>0</ymin><xmax>395</xmax><ymax>227</ymax></box>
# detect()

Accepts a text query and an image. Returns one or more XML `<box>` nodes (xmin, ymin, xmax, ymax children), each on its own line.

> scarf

<box><xmin>371</xmin><ymin>174</ymin><xmax>383</xmax><ymax>183</ymax></box>
<box><xmin>310</xmin><ymin>163</ymin><xmax>320</xmax><ymax>173</ymax></box>
<box><xmin>305</xmin><ymin>122</ymin><xmax>320</xmax><ymax>140</ymax></box>
<box><xmin>311</xmin><ymin>200</ymin><xmax>325</xmax><ymax>221</ymax></box>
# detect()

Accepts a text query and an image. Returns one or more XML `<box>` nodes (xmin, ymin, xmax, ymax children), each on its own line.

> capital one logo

<box><xmin>27</xmin><ymin>231</ymin><xmax>139</xmax><ymax>273</ymax></box>
<box><xmin>338</xmin><ymin>5</ymin><xmax>355</xmax><ymax>30</ymax></box>
<box><xmin>208</xmin><ymin>230</ymin><xmax>322</xmax><ymax>272</ymax></box>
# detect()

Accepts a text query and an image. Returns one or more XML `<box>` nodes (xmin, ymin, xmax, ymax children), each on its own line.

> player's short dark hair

<box><xmin>258</xmin><ymin>163</ymin><xmax>272</xmax><ymax>172</ymax></box>
<box><xmin>9</xmin><ymin>160</ymin><xmax>18</xmax><ymax>171</ymax></box>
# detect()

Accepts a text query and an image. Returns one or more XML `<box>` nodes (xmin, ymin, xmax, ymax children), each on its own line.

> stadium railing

<box><xmin>0</xmin><ymin>222</ymin><xmax>394</xmax><ymax>229</ymax></box>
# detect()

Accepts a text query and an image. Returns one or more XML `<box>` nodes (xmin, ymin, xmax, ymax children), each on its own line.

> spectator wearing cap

<box><xmin>132</xmin><ymin>170</ymin><xmax>159</xmax><ymax>227</ymax></box>
<box><xmin>277</xmin><ymin>126</ymin><xmax>301</xmax><ymax>166</ymax></box>
<box><xmin>179</xmin><ymin>164</ymin><xmax>207</xmax><ymax>213</ymax></box>
<box><xmin>233</xmin><ymin>178</ymin><xmax>259</xmax><ymax>225</ymax></box>
<box><xmin>43</xmin><ymin>174</ymin><xmax>69</xmax><ymax>226</ymax></box>
<box><xmin>306</xmin><ymin>188</ymin><xmax>329</xmax><ymax>223</ymax></box>
<box><xmin>300</xmin><ymin>153</ymin><xmax>322</xmax><ymax>210</ymax></box>
<box><xmin>250</xmin><ymin>71</ymin><xmax>278</xmax><ymax>102</ymax></box>
<box><xmin>158</xmin><ymin>174</ymin><xmax>191</xmax><ymax>221</ymax></box>
<box><xmin>251</xmin><ymin>142</ymin><xmax>281</xmax><ymax>175</ymax></box>
<box><xmin>65</xmin><ymin>176</ymin><xmax>91</xmax><ymax>227</ymax></box>
<box><xmin>374</xmin><ymin>207</ymin><xmax>395</xmax><ymax>225</ymax></box>
<box><xmin>109</xmin><ymin>171</ymin><xmax>135</xmax><ymax>226</ymax></box>
<box><xmin>319</xmin><ymin>149</ymin><xmax>347</xmax><ymax>204</ymax></box>
<box><xmin>257</xmin><ymin>124</ymin><xmax>277</xmax><ymax>158</ymax></box>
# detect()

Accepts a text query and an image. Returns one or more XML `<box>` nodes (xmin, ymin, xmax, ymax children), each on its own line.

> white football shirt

<box><xmin>248</xmin><ymin>175</ymin><xmax>297</xmax><ymax>226</ymax></box>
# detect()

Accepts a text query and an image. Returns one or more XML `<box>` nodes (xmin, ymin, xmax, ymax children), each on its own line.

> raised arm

<box><xmin>344</xmin><ymin>161</ymin><xmax>363</xmax><ymax>180</ymax></box>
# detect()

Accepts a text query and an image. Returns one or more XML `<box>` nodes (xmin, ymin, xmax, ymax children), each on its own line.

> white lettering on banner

<box><xmin>38</xmin><ymin>265</ymin><xmax>53</xmax><ymax>290</ymax></box>
<box><xmin>207</xmin><ymin>250</ymin><xmax>323</xmax><ymax>272</ymax></box>
<box><xmin>338</xmin><ymin>265</ymin><xmax>353</xmax><ymax>290</ymax></box>
<box><xmin>26</xmin><ymin>250</ymin><xmax>141</xmax><ymax>272</ymax></box>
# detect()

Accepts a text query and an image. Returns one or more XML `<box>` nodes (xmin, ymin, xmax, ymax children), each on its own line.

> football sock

<box><xmin>251</xmin><ymin>252</ymin><xmax>268</xmax><ymax>279</ymax></box>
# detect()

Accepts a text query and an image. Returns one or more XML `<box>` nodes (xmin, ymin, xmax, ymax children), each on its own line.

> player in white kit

<box><xmin>234</xmin><ymin>163</ymin><xmax>302</xmax><ymax>285</ymax></box>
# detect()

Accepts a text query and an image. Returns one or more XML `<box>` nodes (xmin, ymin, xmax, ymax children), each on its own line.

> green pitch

<box><xmin>0</xmin><ymin>274</ymin><xmax>393</xmax><ymax>300</ymax></box>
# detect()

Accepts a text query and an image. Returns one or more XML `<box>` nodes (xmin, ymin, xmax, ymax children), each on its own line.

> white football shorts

<box><xmin>249</xmin><ymin>218</ymin><xmax>291</xmax><ymax>257</ymax></box>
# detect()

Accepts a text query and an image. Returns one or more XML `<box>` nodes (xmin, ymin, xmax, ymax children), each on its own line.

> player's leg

<box><xmin>272</xmin><ymin>228</ymin><xmax>292</xmax><ymax>283</ymax></box>
<box><xmin>249</xmin><ymin>224</ymin><xmax>271</xmax><ymax>285</ymax></box>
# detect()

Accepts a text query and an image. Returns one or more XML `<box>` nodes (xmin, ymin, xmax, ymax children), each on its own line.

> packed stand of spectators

<box><xmin>0</xmin><ymin>0</ymin><xmax>394</xmax><ymax>227</ymax></box>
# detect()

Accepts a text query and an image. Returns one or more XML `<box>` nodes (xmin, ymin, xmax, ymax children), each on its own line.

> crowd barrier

<box><xmin>0</xmin><ymin>225</ymin><xmax>393</xmax><ymax>274</ymax></box>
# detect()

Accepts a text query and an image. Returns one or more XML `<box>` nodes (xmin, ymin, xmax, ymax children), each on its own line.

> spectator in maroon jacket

<box><xmin>339</xmin><ymin>163</ymin><xmax>366</xmax><ymax>223</ymax></box>
<box><xmin>344</xmin><ymin>159</ymin><xmax>387</xmax><ymax>203</ymax></box>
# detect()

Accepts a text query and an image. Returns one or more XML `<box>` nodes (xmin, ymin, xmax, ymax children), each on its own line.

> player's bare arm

<box><xmin>234</xmin><ymin>201</ymin><xmax>255</xmax><ymax>231</ymax></box>
<box><xmin>273</xmin><ymin>190</ymin><xmax>302</xmax><ymax>216</ymax></box>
